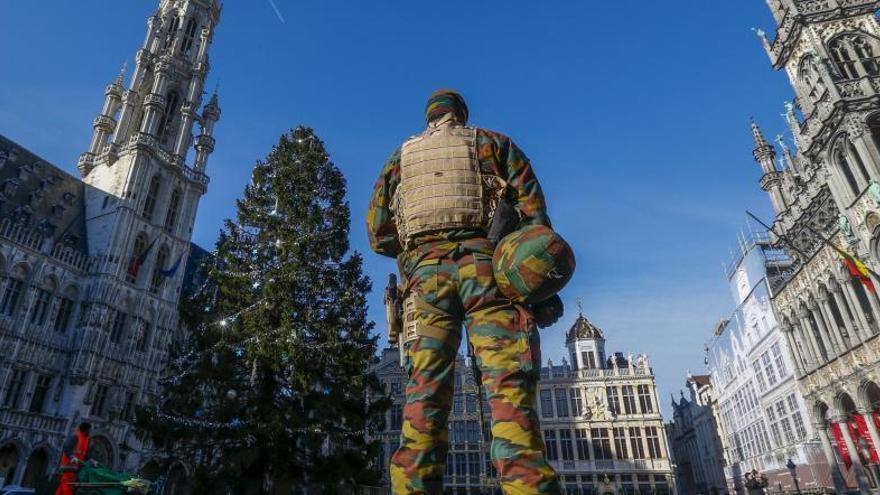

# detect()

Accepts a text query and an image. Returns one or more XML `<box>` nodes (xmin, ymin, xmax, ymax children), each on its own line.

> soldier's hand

<box><xmin>531</xmin><ymin>295</ymin><xmax>563</xmax><ymax>329</ymax></box>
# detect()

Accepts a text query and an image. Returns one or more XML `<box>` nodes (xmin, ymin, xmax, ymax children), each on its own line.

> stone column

<box><xmin>818</xmin><ymin>295</ymin><xmax>847</xmax><ymax>355</ymax></box>
<box><xmin>843</xmin><ymin>280</ymin><xmax>874</xmax><ymax>341</ymax></box>
<box><xmin>832</xmin><ymin>285</ymin><xmax>861</xmax><ymax>346</ymax></box>
<box><xmin>798</xmin><ymin>314</ymin><xmax>825</xmax><ymax>368</ymax></box>
<box><xmin>794</xmin><ymin>322</ymin><xmax>816</xmax><ymax>371</ymax></box>
<box><xmin>782</xmin><ymin>328</ymin><xmax>805</xmax><ymax>377</ymax></box>
<box><xmin>836</xmin><ymin>416</ymin><xmax>873</xmax><ymax>494</ymax></box>
<box><xmin>816</xmin><ymin>421</ymin><xmax>851</xmax><ymax>494</ymax></box>
<box><xmin>809</xmin><ymin>302</ymin><xmax>837</xmax><ymax>360</ymax></box>
<box><xmin>861</xmin><ymin>410</ymin><xmax>880</xmax><ymax>463</ymax></box>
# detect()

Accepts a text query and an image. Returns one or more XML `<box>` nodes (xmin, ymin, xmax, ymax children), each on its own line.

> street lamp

<box><xmin>786</xmin><ymin>459</ymin><xmax>801</xmax><ymax>495</ymax></box>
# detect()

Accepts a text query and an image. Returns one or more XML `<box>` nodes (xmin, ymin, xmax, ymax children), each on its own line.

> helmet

<box><xmin>493</xmin><ymin>225</ymin><xmax>576</xmax><ymax>304</ymax></box>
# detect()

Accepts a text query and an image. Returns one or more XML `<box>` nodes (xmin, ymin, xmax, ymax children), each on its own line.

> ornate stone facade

<box><xmin>753</xmin><ymin>1</ymin><xmax>880</xmax><ymax>493</ymax></box>
<box><xmin>0</xmin><ymin>0</ymin><xmax>221</xmax><ymax>489</ymax></box>
<box><xmin>668</xmin><ymin>375</ymin><xmax>727</xmax><ymax>495</ymax></box>
<box><xmin>369</xmin><ymin>313</ymin><xmax>676</xmax><ymax>494</ymax></box>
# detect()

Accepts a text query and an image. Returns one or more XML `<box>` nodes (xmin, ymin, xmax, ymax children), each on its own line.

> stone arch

<box><xmin>41</xmin><ymin>273</ymin><xmax>59</xmax><ymax>293</ymax></box>
<box><xmin>164</xmin><ymin>462</ymin><xmax>190</xmax><ymax>495</ymax></box>
<box><xmin>831</xmin><ymin>132</ymin><xmax>867</xmax><ymax>196</ymax></box>
<box><xmin>815</xmin><ymin>400</ymin><xmax>833</xmax><ymax>425</ymax></box>
<box><xmin>860</xmin><ymin>380</ymin><xmax>880</xmax><ymax>412</ymax></box>
<box><xmin>140</xmin><ymin>459</ymin><xmax>162</xmax><ymax>481</ymax></box>
<box><xmin>836</xmin><ymin>391</ymin><xmax>860</xmax><ymax>420</ymax></box>
<box><xmin>10</xmin><ymin>261</ymin><xmax>31</xmax><ymax>281</ymax></box>
<box><xmin>0</xmin><ymin>440</ymin><xmax>24</xmax><ymax>487</ymax></box>
<box><xmin>87</xmin><ymin>434</ymin><xmax>117</xmax><ymax>470</ymax></box>
<box><xmin>20</xmin><ymin>446</ymin><xmax>51</xmax><ymax>488</ymax></box>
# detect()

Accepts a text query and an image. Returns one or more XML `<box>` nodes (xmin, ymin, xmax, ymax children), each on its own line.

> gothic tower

<box><xmin>758</xmin><ymin>0</ymin><xmax>880</xmax><ymax>241</ymax></box>
<box><xmin>754</xmin><ymin>2</ymin><xmax>880</xmax><ymax>492</ymax></box>
<box><xmin>64</xmin><ymin>0</ymin><xmax>222</xmax><ymax>469</ymax></box>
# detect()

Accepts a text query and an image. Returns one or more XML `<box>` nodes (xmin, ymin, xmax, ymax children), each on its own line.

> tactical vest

<box><xmin>395</xmin><ymin>125</ymin><xmax>503</xmax><ymax>246</ymax></box>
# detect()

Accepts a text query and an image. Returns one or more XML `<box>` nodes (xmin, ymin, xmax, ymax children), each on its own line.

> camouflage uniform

<box><xmin>368</xmin><ymin>119</ymin><xmax>561</xmax><ymax>494</ymax></box>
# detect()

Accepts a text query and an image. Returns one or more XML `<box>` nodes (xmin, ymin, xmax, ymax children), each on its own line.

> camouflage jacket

<box><xmin>367</xmin><ymin>127</ymin><xmax>552</xmax><ymax>262</ymax></box>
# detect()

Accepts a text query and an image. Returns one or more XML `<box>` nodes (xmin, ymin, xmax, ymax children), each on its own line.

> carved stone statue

<box><xmin>839</xmin><ymin>213</ymin><xmax>854</xmax><ymax>239</ymax></box>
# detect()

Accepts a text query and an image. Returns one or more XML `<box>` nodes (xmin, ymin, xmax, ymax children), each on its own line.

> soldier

<box><xmin>367</xmin><ymin>89</ymin><xmax>567</xmax><ymax>494</ymax></box>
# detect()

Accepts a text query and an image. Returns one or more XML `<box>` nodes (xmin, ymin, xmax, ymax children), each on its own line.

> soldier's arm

<box><xmin>493</xmin><ymin>134</ymin><xmax>552</xmax><ymax>228</ymax></box>
<box><xmin>61</xmin><ymin>434</ymin><xmax>77</xmax><ymax>457</ymax></box>
<box><xmin>366</xmin><ymin>148</ymin><xmax>404</xmax><ymax>258</ymax></box>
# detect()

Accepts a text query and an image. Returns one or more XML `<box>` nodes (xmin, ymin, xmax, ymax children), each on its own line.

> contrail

<box><xmin>266</xmin><ymin>0</ymin><xmax>286</xmax><ymax>24</ymax></box>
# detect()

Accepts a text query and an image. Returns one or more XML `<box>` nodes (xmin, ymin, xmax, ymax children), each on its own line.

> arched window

<box><xmin>163</xmin><ymin>15</ymin><xmax>180</xmax><ymax>50</ymax></box>
<box><xmin>151</xmin><ymin>245</ymin><xmax>170</xmax><ymax>293</ymax></box>
<box><xmin>798</xmin><ymin>56</ymin><xmax>826</xmax><ymax>109</ymax></box>
<box><xmin>829</xmin><ymin>34</ymin><xmax>880</xmax><ymax>80</ymax></box>
<box><xmin>835</xmin><ymin>143</ymin><xmax>861</xmax><ymax>196</ymax></box>
<box><xmin>848</xmin><ymin>139</ymin><xmax>872</xmax><ymax>183</ymax></box>
<box><xmin>29</xmin><ymin>276</ymin><xmax>57</xmax><ymax>326</ymax></box>
<box><xmin>0</xmin><ymin>265</ymin><xmax>28</xmax><ymax>317</ymax></box>
<box><xmin>157</xmin><ymin>91</ymin><xmax>180</xmax><ymax>142</ymax></box>
<box><xmin>109</xmin><ymin>309</ymin><xmax>127</xmax><ymax>344</ymax></box>
<box><xmin>164</xmin><ymin>190</ymin><xmax>181</xmax><ymax>233</ymax></box>
<box><xmin>127</xmin><ymin>233</ymin><xmax>149</xmax><ymax>283</ymax></box>
<box><xmin>181</xmin><ymin>18</ymin><xmax>198</xmax><ymax>56</ymax></box>
<box><xmin>143</xmin><ymin>175</ymin><xmax>161</xmax><ymax>221</ymax></box>
<box><xmin>53</xmin><ymin>286</ymin><xmax>77</xmax><ymax>333</ymax></box>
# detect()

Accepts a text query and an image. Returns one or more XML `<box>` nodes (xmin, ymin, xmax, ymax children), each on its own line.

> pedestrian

<box><xmin>55</xmin><ymin>422</ymin><xmax>91</xmax><ymax>495</ymax></box>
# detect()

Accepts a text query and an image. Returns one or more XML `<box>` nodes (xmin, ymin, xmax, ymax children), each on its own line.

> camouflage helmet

<box><xmin>493</xmin><ymin>225</ymin><xmax>576</xmax><ymax>304</ymax></box>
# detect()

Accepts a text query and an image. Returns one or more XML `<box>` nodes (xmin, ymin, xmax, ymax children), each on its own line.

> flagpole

<box><xmin>745</xmin><ymin>211</ymin><xmax>880</xmax><ymax>281</ymax></box>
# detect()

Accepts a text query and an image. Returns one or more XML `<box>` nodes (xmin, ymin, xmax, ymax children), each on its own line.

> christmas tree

<box><xmin>139</xmin><ymin>127</ymin><xmax>387</xmax><ymax>492</ymax></box>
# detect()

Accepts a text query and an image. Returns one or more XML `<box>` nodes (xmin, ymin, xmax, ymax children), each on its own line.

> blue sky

<box><xmin>0</xmin><ymin>1</ymin><xmax>794</xmax><ymax>415</ymax></box>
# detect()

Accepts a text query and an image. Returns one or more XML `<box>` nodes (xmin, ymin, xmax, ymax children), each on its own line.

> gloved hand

<box><xmin>531</xmin><ymin>294</ymin><xmax>563</xmax><ymax>329</ymax></box>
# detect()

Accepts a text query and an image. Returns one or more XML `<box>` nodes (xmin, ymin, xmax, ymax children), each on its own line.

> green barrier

<box><xmin>73</xmin><ymin>465</ymin><xmax>149</xmax><ymax>495</ymax></box>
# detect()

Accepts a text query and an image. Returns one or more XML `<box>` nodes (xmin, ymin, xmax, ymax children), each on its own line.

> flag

<box><xmin>839</xmin><ymin>250</ymin><xmax>876</xmax><ymax>293</ymax></box>
<box><xmin>159</xmin><ymin>253</ymin><xmax>184</xmax><ymax>278</ymax></box>
<box><xmin>127</xmin><ymin>238</ymin><xmax>156</xmax><ymax>278</ymax></box>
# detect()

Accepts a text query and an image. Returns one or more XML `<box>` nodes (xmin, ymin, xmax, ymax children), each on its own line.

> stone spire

<box><xmin>752</xmin><ymin>119</ymin><xmax>787</xmax><ymax>213</ymax></box>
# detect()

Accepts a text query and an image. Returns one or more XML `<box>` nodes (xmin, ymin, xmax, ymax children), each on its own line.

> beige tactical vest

<box><xmin>394</xmin><ymin>125</ymin><xmax>502</xmax><ymax>246</ymax></box>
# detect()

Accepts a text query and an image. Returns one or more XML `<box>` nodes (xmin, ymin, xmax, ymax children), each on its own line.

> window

<box><xmin>792</xmin><ymin>411</ymin><xmax>807</xmax><ymax>440</ymax></box>
<box><xmin>467</xmin><ymin>452</ymin><xmax>480</xmax><ymax>478</ymax></box>
<box><xmin>559</xmin><ymin>429</ymin><xmax>574</xmax><ymax>461</ymax></box>
<box><xmin>157</xmin><ymin>91</ymin><xmax>180</xmax><ymax>141</ymax></box>
<box><xmin>453</xmin><ymin>395</ymin><xmax>463</xmax><ymax>414</ymax></box>
<box><xmin>137</xmin><ymin>321</ymin><xmax>151</xmax><ymax>351</ymax></box>
<box><xmin>3</xmin><ymin>369</ymin><xmax>27</xmax><ymax>408</ymax></box>
<box><xmin>0</xmin><ymin>277</ymin><xmax>24</xmax><ymax>316</ymax></box>
<box><xmin>29</xmin><ymin>374</ymin><xmax>52</xmax><ymax>413</ymax></box>
<box><xmin>54</xmin><ymin>297</ymin><xmax>75</xmax><ymax>333</ymax></box>
<box><xmin>621</xmin><ymin>385</ymin><xmax>636</xmax><ymax>414</ymax></box>
<box><xmin>451</xmin><ymin>421</ymin><xmax>464</xmax><ymax>443</ymax></box>
<box><xmin>830</xmin><ymin>34</ymin><xmax>880</xmax><ymax>80</ymax></box>
<box><xmin>570</xmin><ymin>387</ymin><xmax>583</xmax><ymax>416</ymax></box>
<box><xmin>91</xmin><ymin>384</ymin><xmax>109</xmax><ymax>417</ymax></box>
<box><xmin>127</xmin><ymin>234</ymin><xmax>149</xmax><ymax>283</ymax></box>
<box><xmin>606</xmin><ymin>386</ymin><xmax>620</xmax><ymax>415</ymax></box>
<box><xmin>544</xmin><ymin>430</ymin><xmax>558</xmax><ymax>461</ymax></box>
<box><xmin>163</xmin><ymin>15</ymin><xmax>180</xmax><ymax>50</ymax></box>
<box><xmin>466</xmin><ymin>420</ymin><xmax>479</xmax><ymax>443</ymax></box>
<box><xmin>164</xmin><ymin>190</ymin><xmax>181</xmax><ymax>232</ymax></box>
<box><xmin>613</xmin><ymin>427</ymin><xmax>628</xmax><ymax>459</ymax></box>
<box><xmin>30</xmin><ymin>288</ymin><xmax>51</xmax><ymax>325</ymax></box>
<box><xmin>180</xmin><ymin>18</ymin><xmax>198</xmax><ymax>56</ymax></box>
<box><xmin>540</xmin><ymin>389</ymin><xmax>553</xmax><ymax>418</ymax></box>
<box><xmin>151</xmin><ymin>245</ymin><xmax>170</xmax><ymax>293</ymax></box>
<box><xmin>591</xmin><ymin>428</ymin><xmax>612</xmax><ymax>460</ymax></box>
<box><xmin>835</xmin><ymin>142</ymin><xmax>862</xmax><ymax>196</ymax></box>
<box><xmin>645</xmin><ymin>426</ymin><xmax>662</xmax><ymax>458</ymax></box>
<box><xmin>454</xmin><ymin>453</ymin><xmax>466</xmax><ymax>476</ymax></box>
<box><xmin>143</xmin><ymin>176</ymin><xmax>161</xmax><ymax>221</ymax></box>
<box><xmin>555</xmin><ymin>388</ymin><xmax>569</xmax><ymax>418</ymax></box>
<box><xmin>109</xmin><ymin>310</ymin><xmax>127</xmax><ymax>344</ymax></box>
<box><xmin>465</xmin><ymin>394</ymin><xmax>476</xmax><ymax>413</ymax></box>
<box><xmin>390</xmin><ymin>404</ymin><xmax>402</xmax><ymax>430</ymax></box>
<box><xmin>752</xmin><ymin>361</ymin><xmax>766</xmax><ymax>392</ymax></box>
<box><xmin>582</xmin><ymin>351</ymin><xmax>596</xmax><ymax>369</ymax></box>
<box><xmin>771</xmin><ymin>343</ymin><xmax>788</xmax><ymax>378</ymax></box>
<box><xmin>629</xmin><ymin>427</ymin><xmax>646</xmax><ymax>459</ymax></box>
<box><xmin>637</xmin><ymin>384</ymin><xmax>653</xmax><ymax>413</ymax></box>
<box><xmin>575</xmin><ymin>428</ymin><xmax>590</xmax><ymax>460</ymax></box>
<box><xmin>762</xmin><ymin>352</ymin><xmax>778</xmax><ymax>386</ymax></box>
<box><xmin>780</xmin><ymin>417</ymin><xmax>795</xmax><ymax>444</ymax></box>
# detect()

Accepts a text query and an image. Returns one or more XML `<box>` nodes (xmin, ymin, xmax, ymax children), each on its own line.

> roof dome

<box><xmin>566</xmin><ymin>313</ymin><xmax>605</xmax><ymax>343</ymax></box>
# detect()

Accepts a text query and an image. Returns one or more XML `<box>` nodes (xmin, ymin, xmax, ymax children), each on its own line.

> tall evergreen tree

<box><xmin>139</xmin><ymin>126</ymin><xmax>387</xmax><ymax>492</ymax></box>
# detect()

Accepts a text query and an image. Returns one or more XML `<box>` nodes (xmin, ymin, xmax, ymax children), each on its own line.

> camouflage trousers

<box><xmin>390</xmin><ymin>238</ymin><xmax>560</xmax><ymax>495</ymax></box>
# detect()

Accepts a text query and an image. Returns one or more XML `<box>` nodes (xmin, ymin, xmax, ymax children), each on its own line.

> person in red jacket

<box><xmin>55</xmin><ymin>422</ymin><xmax>90</xmax><ymax>495</ymax></box>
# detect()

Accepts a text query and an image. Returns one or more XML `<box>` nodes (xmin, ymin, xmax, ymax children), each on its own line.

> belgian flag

<box><xmin>838</xmin><ymin>249</ymin><xmax>876</xmax><ymax>293</ymax></box>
